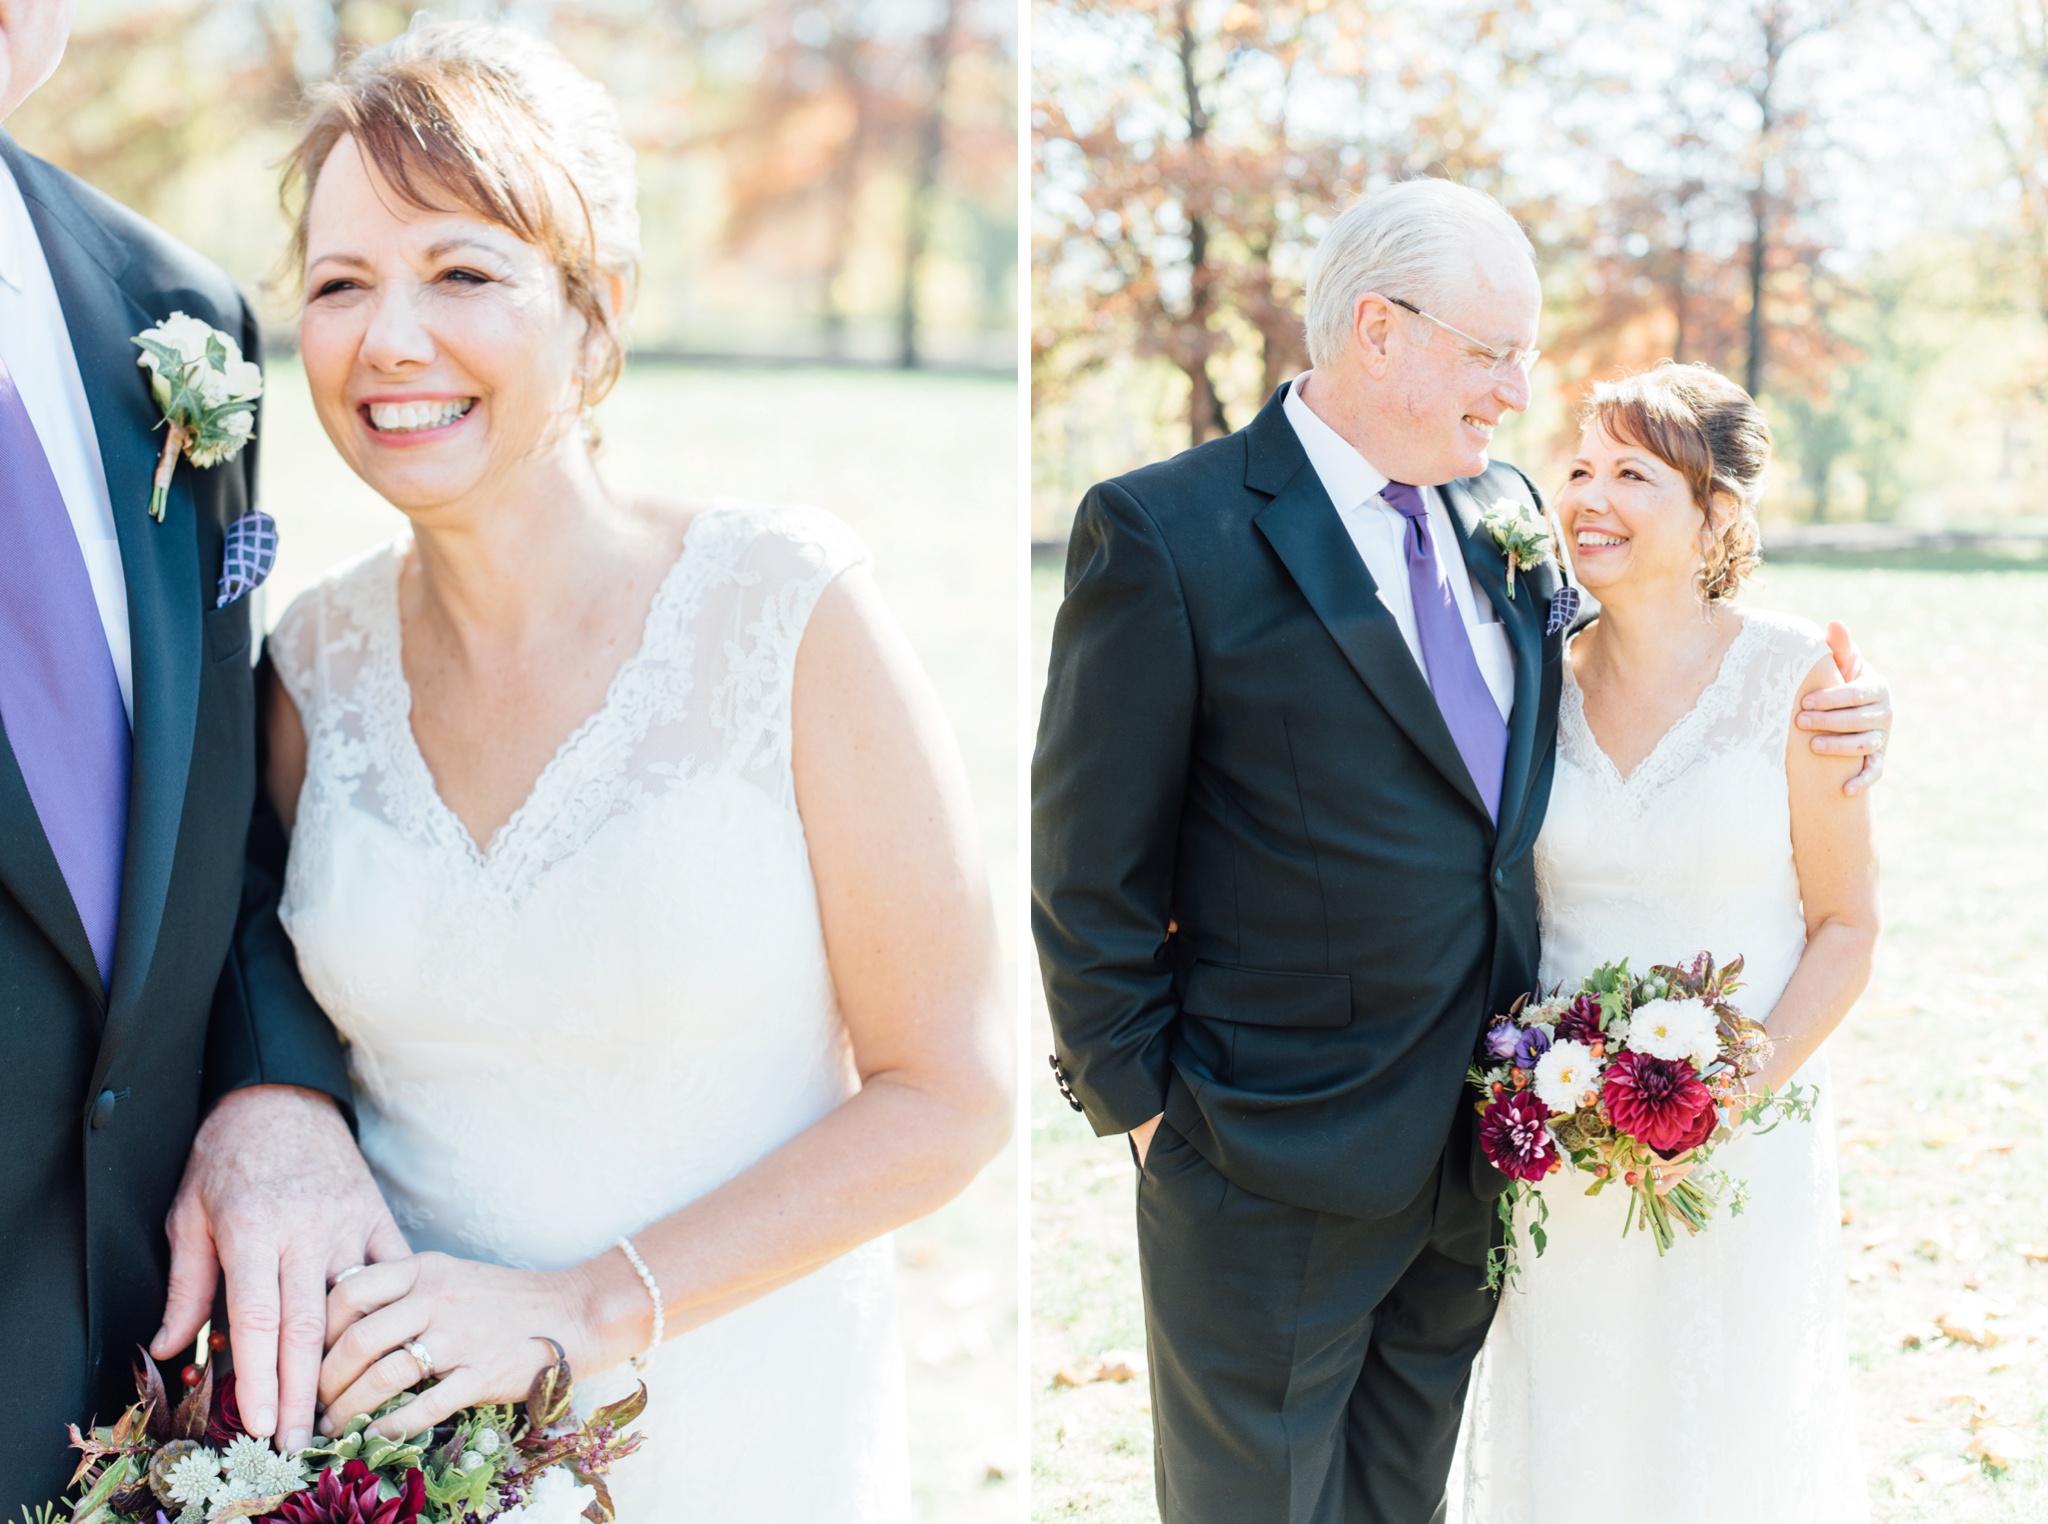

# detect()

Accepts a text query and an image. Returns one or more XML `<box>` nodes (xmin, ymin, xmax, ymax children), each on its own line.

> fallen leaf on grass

<box><xmin>2020</xmin><ymin>1244</ymin><xmax>2048</xmax><ymax>1264</ymax></box>
<box><xmin>1860</xmin><ymin>1226</ymin><xmax>1898</xmax><ymax>1251</ymax></box>
<box><xmin>1967</xmin><ymin>1426</ymin><xmax>2034</xmax><ymax>1470</ymax></box>
<box><xmin>1936</xmin><ymin>1312</ymin><xmax>2002</xmax><ymax>1348</ymax></box>
<box><xmin>1053</xmin><ymin>1349</ymin><xmax>1148</xmax><ymax>1387</ymax></box>
<box><xmin>1911</xmin><ymin>1453</ymin><xmax>1977</xmax><ymax>1486</ymax></box>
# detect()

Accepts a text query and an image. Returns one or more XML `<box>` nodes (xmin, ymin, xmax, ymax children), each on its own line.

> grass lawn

<box><xmin>1029</xmin><ymin>558</ymin><xmax>2048</xmax><ymax>1523</ymax></box>
<box><xmin>257</xmin><ymin>356</ymin><xmax>1021</xmax><ymax>1524</ymax></box>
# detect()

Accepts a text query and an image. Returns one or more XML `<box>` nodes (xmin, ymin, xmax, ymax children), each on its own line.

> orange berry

<box><xmin>208</xmin><ymin>1330</ymin><xmax>228</xmax><ymax>1352</ymax></box>
<box><xmin>1624</xmin><ymin>1171</ymin><xmax>1641</xmax><ymax>1187</ymax></box>
<box><xmin>180</xmin><ymin>1364</ymin><xmax>202</xmax><ymax>1388</ymax></box>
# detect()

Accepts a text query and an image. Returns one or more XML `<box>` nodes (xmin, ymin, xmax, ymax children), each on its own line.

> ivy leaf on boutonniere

<box><xmin>1478</xmin><ymin>498</ymin><xmax>1554</xmax><ymax>601</ymax></box>
<box><xmin>132</xmin><ymin>312</ymin><xmax>262</xmax><ymax>523</ymax></box>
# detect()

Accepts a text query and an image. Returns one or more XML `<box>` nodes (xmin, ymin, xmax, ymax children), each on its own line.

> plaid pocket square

<box><xmin>1546</xmin><ymin>586</ymin><xmax>1581</xmax><ymax>637</ymax></box>
<box><xmin>216</xmin><ymin>509</ymin><xmax>278</xmax><ymax>608</ymax></box>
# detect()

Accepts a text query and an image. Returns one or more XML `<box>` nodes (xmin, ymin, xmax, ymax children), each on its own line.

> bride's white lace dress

<box><xmin>1455</xmin><ymin>608</ymin><xmax>1866</xmax><ymax>1523</ymax></box>
<box><xmin>272</xmin><ymin>502</ymin><xmax>909</xmax><ymax>1523</ymax></box>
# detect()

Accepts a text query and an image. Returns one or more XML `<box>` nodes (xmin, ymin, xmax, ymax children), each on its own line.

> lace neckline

<box><xmin>1561</xmin><ymin>614</ymin><xmax>1765</xmax><ymax>791</ymax></box>
<box><xmin>372</xmin><ymin>503</ymin><xmax>733</xmax><ymax>871</ymax></box>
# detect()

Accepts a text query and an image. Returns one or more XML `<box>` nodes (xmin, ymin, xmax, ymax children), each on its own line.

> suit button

<box><xmin>90</xmin><ymin>1089</ymin><xmax>118</xmax><ymax>1130</ymax></box>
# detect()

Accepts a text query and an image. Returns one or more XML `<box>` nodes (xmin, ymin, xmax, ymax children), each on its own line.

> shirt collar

<box><xmin>1282</xmin><ymin>371</ymin><xmax>1395</xmax><ymax>514</ymax></box>
<box><xmin>0</xmin><ymin>155</ymin><xmax>31</xmax><ymax>295</ymax></box>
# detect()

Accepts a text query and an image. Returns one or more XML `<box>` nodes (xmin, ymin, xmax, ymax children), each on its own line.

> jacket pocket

<box><xmin>1181</xmin><ymin>959</ymin><xmax>1352</xmax><ymax>1028</ymax></box>
<box><xmin>203</xmin><ymin>599</ymin><xmax>251</xmax><ymax>665</ymax></box>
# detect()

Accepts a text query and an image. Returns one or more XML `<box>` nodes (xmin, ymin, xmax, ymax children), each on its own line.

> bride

<box><xmin>260</xmin><ymin>22</ymin><xmax>1009</xmax><ymax>1521</ymax></box>
<box><xmin>1455</xmin><ymin>363</ymin><xmax>1877</xmax><ymax>1520</ymax></box>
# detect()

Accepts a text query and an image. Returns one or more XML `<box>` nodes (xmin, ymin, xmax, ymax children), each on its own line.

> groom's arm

<box><xmin>199</xmin><ymin>302</ymin><xmax>353</xmax><ymax>1116</ymax></box>
<box><xmin>1033</xmin><ymin>478</ymin><xmax>1197</xmax><ymax>1140</ymax></box>
<box><xmin>154</xmin><ymin>307</ymin><xmax>405</xmax><ymax>1452</ymax></box>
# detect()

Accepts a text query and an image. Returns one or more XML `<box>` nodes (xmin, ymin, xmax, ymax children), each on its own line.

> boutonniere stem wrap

<box><xmin>1479</xmin><ymin>500</ymin><xmax>1554</xmax><ymax>601</ymax></box>
<box><xmin>133</xmin><ymin>312</ymin><xmax>262</xmax><ymax>523</ymax></box>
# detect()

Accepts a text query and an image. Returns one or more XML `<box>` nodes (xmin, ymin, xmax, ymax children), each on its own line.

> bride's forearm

<box><xmin>570</xmin><ymin>1064</ymin><xmax>1010</xmax><ymax>1368</ymax></box>
<box><xmin>1750</xmin><ymin>917</ymin><xmax>1877</xmax><ymax>1096</ymax></box>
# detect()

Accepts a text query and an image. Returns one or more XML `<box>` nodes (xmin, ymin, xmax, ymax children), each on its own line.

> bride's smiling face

<box><xmin>299</xmin><ymin>134</ymin><xmax>591</xmax><ymax>516</ymax></box>
<box><xmin>1556</xmin><ymin>421</ymin><xmax>1716</xmax><ymax>599</ymax></box>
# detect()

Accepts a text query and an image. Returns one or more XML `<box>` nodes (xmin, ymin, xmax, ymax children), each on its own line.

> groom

<box><xmin>1</xmin><ymin>5</ymin><xmax>401</xmax><ymax>1510</ymax></box>
<box><xmin>1033</xmin><ymin>179</ymin><xmax>1892</xmax><ymax>1523</ymax></box>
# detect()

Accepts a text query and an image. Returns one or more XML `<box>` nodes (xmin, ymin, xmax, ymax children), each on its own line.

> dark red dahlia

<box><xmin>1601</xmin><ymin>1051</ymin><xmax>1714</xmax><ymax>1155</ymax></box>
<box><xmin>1555</xmin><ymin>994</ymin><xmax>1604</xmax><ymax>1045</ymax></box>
<box><xmin>1660</xmin><ymin>1088</ymin><xmax>1720</xmax><ymax>1158</ymax></box>
<box><xmin>269</xmin><ymin>1460</ymin><xmax>425</xmax><ymax>1524</ymax></box>
<box><xmin>1479</xmin><ymin>1090</ymin><xmax>1558</xmax><ymax>1183</ymax></box>
<box><xmin>205</xmin><ymin>1372</ymin><xmax>246</xmax><ymax>1446</ymax></box>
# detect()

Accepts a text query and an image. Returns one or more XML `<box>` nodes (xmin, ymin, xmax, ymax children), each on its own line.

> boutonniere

<box><xmin>132</xmin><ymin>312</ymin><xmax>262</xmax><ymax>523</ymax></box>
<box><xmin>1478</xmin><ymin>498</ymin><xmax>1554</xmax><ymax>601</ymax></box>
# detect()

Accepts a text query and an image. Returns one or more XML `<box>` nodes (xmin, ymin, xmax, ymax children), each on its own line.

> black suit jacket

<box><xmin>1033</xmin><ymin>382</ymin><xmax>1565</xmax><ymax>1222</ymax></box>
<box><xmin>0</xmin><ymin>132</ymin><xmax>350</xmax><ymax>1510</ymax></box>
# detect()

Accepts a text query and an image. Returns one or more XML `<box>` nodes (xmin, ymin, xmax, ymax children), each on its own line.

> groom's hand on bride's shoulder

<box><xmin>1795</xmin><ymin>621</ymin><xmax>1893</xmax><ymax>797</ymax></box>
<box><xmin>151</xmin><ymin>1084</ymin><xmax>408</xmax><ymax>1453</ymax></box>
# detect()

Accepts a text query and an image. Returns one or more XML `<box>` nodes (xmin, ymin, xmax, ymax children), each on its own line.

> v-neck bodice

<box><xmin>268</xmin><ymin>501</ymin><xmax>909</xmax><ymax>1521</ymax></box>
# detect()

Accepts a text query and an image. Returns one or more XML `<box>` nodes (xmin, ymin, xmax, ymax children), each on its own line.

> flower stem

<box><xmin>150</xmin><ymin>423</ymin><xmax>185</xmax><ymax>523</ymax></box>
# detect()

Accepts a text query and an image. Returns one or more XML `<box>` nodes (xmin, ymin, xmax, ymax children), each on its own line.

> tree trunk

<box><xmin>896</xmin><ymin>0</ymin><xmax>959</xmax><ymax>368</ymax></box>
<box><xmin>1744</xmin><ymin>189</ymin><xmax>1768</xmax><ymax>398</ymax></box>
<box><xmin>1671</xmin><ymin>215</ymin><xmax>1690</xmax><ymax>362</ymax></box>
<box><xmin>1744</xmin><ymin>7</ymin><xmax>1784</xmax><ymax>400</ymax></box>
<box><xmin>1177</xmin><ymin>0</ymin><xmax>1225</xmax><ymax>446</ymax></box>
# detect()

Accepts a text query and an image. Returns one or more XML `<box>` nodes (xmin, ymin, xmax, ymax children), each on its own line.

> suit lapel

<box><xmin>1248</xmin><ymin>403</ymin><xmax>1493</xmax><ymax>826</ymax></box>
<box><xmin>6</xmin><ymin>137</ymin><xmax>203</xmax><ymax>1024</ymax></box>
<box><xmin>0</xmin><ymin>716</ymin><xmax>106</xmax><ymax>1004</ymax></box>
<box><xmin>1442</xmin><ymin>475</ymin><xmax>1548</xmax><ymax>857</ymax></box>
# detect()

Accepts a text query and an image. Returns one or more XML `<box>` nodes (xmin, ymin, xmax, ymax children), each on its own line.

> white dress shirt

<box><xmin>0</xmin><ymin>154</ymin><xmax>134</xmax><ymax>723</ymax></box>
<box><xmin>1282</xmin><ymin>373</ymin><xmax>1515</xmax><ymax>723</ymax></box>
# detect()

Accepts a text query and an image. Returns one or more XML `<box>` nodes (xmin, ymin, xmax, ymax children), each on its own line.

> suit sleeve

<box><xmin>201</xmin><ymin>301</ymin><xmax>355</xmax><ymax>1125</ymax></box>
<box><xmin>1031</xmin><ymin>479</ymin><xmax>1197</xmax><ymax>1136</ymax></box>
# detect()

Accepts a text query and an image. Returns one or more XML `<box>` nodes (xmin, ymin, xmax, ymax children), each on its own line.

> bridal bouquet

<box><xmin>20</xmin><ymin>1334</ymin><xmax>642</xmax><ymax>1524</ymax></box>
<box><xmin>1469</xmin><ymin>953</ymin><xmax>1814</xmax><ymax>1289</ymax></box>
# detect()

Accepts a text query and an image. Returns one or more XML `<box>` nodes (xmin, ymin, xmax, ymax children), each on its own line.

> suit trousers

<box><xmin>1137</xmin><ymin>1114</ymin><xmax>1497</xmax><ymax>1524</ymax></box>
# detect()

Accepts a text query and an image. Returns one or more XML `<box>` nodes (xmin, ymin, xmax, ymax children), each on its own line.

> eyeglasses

<box><xmin>1385</xmin><ymin>296</ymin><xmax>1540</xmax><ymax>379</ymax></box>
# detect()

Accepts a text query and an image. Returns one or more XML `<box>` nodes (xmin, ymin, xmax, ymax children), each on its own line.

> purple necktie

<box><xmin>1381</xmin><ymin>480</ymin><xmax>1508</xmax><ymax>822</ymax></box>
<box><xmin>0</xmin><ymin>348</ymin><xmax>131</xmax><ymax>987</ymax></box>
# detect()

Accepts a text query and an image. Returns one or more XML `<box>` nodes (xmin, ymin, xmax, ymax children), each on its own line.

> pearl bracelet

<box><xmin>615</xmin><ymin>1234</ymin><xmax>664</xmax><ymax>1373</ymax></box>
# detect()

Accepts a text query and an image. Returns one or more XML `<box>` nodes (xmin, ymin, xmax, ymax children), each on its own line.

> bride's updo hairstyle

<box><xmin>1581</xmin><ymin>362</ymin><xmax>1769</xmax><ymax>603</ymax></box>
<box><xmin>282</xmin><ymin>19</ymin><xmax>641</xmax><ymax>408</ymax></box>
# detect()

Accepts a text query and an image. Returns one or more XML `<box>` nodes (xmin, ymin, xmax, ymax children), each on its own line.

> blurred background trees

<box><xmin>1033</xmin><ymin>0</ymin><xmax>2048</xmax><ymax>538</ymax></box>
<box><xmin>8</xmin><ymin>0</ymin><xmax>1018</xmax><ymax>369</ymax></box>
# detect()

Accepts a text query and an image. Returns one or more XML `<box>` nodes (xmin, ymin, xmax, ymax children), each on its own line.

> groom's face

<box><xmin>0</xmin><ymin>0</ymin><xmax>74</xmax><ymax>122</ymax></box>
<box><xmin>1370</xmin><ymin>237</ymin><xmax>1540</xmax><ymax>485</ymax></box>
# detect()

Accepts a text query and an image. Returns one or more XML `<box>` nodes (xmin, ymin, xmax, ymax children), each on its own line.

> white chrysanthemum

<box><xmin>496</xmin><ymin>1466</ymin><xmax>599</xmax><ymax>1523</ymax></box>
<box><xmin>166</xmin><ymin>1448</ymin><xmax>223</xmax><ymax>1507</ymax></box>
<box><xmin>1532</xmin><ymin>1039</ymin><xmax>1602</xmax><ymax>1113</ymax></box>
<box><xmin>1629</xmin><ymin>998</ymin><xmax>1719</xmax><ymax>1070</ymax></box>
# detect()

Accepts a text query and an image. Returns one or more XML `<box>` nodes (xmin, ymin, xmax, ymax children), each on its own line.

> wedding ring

<box><xmin>402</xmin><ymin>1338</ymin><xmax>435</xmax><ymax>1379</ymax></box>
<box><xmin>1649</xmin><ymin>1166</ymin><xmax>1663</xmax><ymax>1185</ymax></box>
<box><xmin>333</xmin><ymin>1265</ymin><xmax>366</xmax><ymax>1285</ymax></box>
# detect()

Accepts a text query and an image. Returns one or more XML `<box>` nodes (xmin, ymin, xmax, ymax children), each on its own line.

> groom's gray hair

<box><xmin>1304</xmin><ymin>180</ymin><xmax>1536</xmax><ymax>370</ymax></box>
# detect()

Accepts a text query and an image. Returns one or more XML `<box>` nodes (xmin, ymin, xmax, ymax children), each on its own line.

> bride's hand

<box><xmin>1645</xmin><ymin>1154</ymin><xmax>1696</xmax><ymax>1196</ymax></box>
<box><xmin>316</xmin><ymin>1251</ymin><xmax>645</xmax><ymax>1439</ymax></box>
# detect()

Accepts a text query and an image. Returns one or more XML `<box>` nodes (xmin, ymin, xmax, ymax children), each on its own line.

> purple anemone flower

<box><xmin>1483</xmin><ymin>1021</ymin><xmax>1522</xmax><ymax>1061</ymax></box>
<box><xmin>1514</xmin><ymin>1025</ymin><xmax>1552</xmax><ymax>1068</ymax></box>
